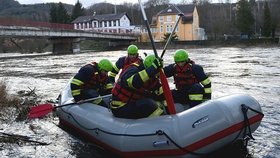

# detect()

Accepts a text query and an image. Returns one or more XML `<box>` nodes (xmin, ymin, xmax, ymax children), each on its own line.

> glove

<box><xmin>146</xmin><ymin>57</ymin><xmax>163</xmax><ymax>77</ymax></box>
<box><xmin>152</xmin><ymin>57</ymin><xmax>163</xmax><ymax>70</ymax></box>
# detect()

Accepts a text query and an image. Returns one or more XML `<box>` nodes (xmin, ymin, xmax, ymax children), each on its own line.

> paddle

<box><xmin>160</xmin><ymin>13</ymin><xmax>184</xmax><ymax>58</ymax></box>
<box><xmin>138</xmin><ymin>0</ymin><xmax>176</xmax><ymax>114</ymax></box>
<box><xmin>28</xmin><ymin>94</ymin><xmax>111</xmax><ymax>119</ymax></box>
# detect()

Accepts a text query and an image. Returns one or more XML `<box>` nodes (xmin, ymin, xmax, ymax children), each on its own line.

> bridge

<box><xmin>0</xmin><ymin>18</ymin><xmax>140</xmax><ymax>54</ymax></box>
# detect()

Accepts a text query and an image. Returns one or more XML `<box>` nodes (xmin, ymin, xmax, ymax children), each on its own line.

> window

<box><xmin>93</xmin><ymin>22</ymin><xmax>97</xmax><ymax>27</ymax></box>
<box><xmin>167</xmin><ymin>9</ymin><xmax>172</xmax><ymax>12</ymax></box>
<box><xmin>167</xmin><ymin>16</ymin><xmax>172</xmax><ymax>22</ymax></box>
<box><xmin>151</xmin><ymin>28</ymin><xmax>157</xmax><ymax>33</ymax></box>
<box><xmin>160</xmin><ymin>25</ymin><xmax>163</xmax><ymax>32</ymax></box>
<box><xmin>166</xmin><ymin>25</ymin><xmax>173</xmax><ymax>33</ymax></box>
<box><xmin>159</xmin><ymin>16</ymin><xmax>164</xmax><ymax>22</ymax></box>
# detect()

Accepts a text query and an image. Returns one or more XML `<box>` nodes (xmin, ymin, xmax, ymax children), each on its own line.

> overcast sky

<box><xmin>17</xmin><ymin>0</ymin><xmax>238</xmax><ymax>8</ymax></box>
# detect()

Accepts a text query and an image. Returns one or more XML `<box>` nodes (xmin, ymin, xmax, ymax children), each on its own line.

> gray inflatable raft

<box><xmin>57</xmin><ymin>82</ymin><xmax>264</xmax><ymax>158</ymax></box>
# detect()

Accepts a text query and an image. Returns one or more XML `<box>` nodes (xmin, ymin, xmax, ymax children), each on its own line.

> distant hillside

<box><xmin>0</xmin><ymin>0</ymin><xmax>20</xmax><ymax>11</ymax></box>
<box><xmin>0</xmin><ymin>1</ymin><xmax>73</xmax><ymax>22</ymax></box>
<box><xmin>0</xmin><ymin>1</ymin><xmax>147</xmax><ymax>25</ymax></box>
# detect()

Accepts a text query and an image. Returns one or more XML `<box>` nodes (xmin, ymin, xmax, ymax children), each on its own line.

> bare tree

<box><xmin>180</xmin><ymin>0</ymin><xmax>192</xmax><ymax>4</ymax></box>
<box><xmin>144</xmin><ymin>0</ymin><xmax>170</xmax><ymax>7</ymax></box>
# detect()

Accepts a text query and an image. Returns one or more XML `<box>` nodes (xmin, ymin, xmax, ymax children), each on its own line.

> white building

<box><xmin>72</xmin><ymin>12</ymin><xmax>132</xmax><ymax>34</ymax></box>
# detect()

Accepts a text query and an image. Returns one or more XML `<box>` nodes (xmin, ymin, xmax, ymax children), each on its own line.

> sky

<box><xmin>17</xmin><ymin>0</ymin><xmax>238</xmax><ymax>8</ymax></box>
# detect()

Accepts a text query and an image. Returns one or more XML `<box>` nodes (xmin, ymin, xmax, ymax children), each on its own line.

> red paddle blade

<box><xmin>28</xmin><ymin>103</ymin><xmax>54</xmax><ymax>119</ymax></box>
<box><xmin>159</xmin><ymin>70</ymin><xmax>176</xmax><ymax>114</ymax></box>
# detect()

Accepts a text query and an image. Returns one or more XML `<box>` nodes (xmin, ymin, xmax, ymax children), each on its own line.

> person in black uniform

<box><xmin>70</xmin><ymin>59</ymin><xmax>113</xmax><ymax>107</ymax></box>
<box><xmin>109</xmin><ymin>44</ymin><xmax>143</xmax><ymax>83</ymax></box>
<box><xmin>164</xmin><ymin>49</ymin><xmax>211</xmax><ymax>107</ymax></box>
<box><xmin>110</xmin><ymin>54</ymin><xmax>167</xmax><ymax>119</ymax></box>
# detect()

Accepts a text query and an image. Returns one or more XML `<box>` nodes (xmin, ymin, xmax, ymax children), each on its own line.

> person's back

<box><xmin>70</xmin><ymin>59</ymin><xmax>113</xmax><ymax>107</ymax></box>
<box><xmin>164</xmin><ymin>49</ymin><xmax>211</xmax><ymax>107</ymax></box>
<box><xmin>109</xmin><ymin>44</ymin><xmax>143</xmax><ymax>83</ymax></box>
<box><xmin>111</xmin><ymin>55</ymin><xmax>165</xmax><ymax>119</ymax></box>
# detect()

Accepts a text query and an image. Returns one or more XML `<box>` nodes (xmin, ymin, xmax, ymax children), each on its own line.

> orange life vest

<box><xmin>118</xmin><ymin>56</ymin><xmax>142</xmax><ymax>77</ymax></box>
<box><xmin>112</xmin><ymin>63</ymin><xmax>146</xmax><ymax>103</ymax></box>
<box><xmin>174</xmin><ymin>63</ymin><xmax>198</xmax><ymax>90</ymax></box>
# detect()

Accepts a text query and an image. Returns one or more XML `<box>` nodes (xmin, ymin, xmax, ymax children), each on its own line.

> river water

<box><xmin>0</xmin><ymin>47</ymin><xmax>279</xmax><ymax>158</ymax></box>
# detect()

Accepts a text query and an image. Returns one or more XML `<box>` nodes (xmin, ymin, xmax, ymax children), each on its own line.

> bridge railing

<box><xmin>0</xmin><ymin>17</ymin><xmax>141</xmax><ymax>37</ymax></box>
<box><xmin>75</xmin><ymin>27</ymin><xmax>141</xmax><ymax>36</ymax></box>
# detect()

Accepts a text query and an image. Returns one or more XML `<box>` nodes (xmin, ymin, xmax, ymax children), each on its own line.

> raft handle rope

<box><xmin>240</xmin><ymin>104</ymin><xmax>264</xmax><ymax>147</ymax></box>
<box><xmin>59</xmin><ymin>103</ymin><xmax>264</xmax><ymax>156</ymax></box>
<box><xmin>224</xmin><ymin>104</ymin><xmax>264</xmax><ymax>149</ymax></box>
<box><xmin>60</xmin><ymin>108</ymin><xmax>208</xmax><ymax>156</ymax></box>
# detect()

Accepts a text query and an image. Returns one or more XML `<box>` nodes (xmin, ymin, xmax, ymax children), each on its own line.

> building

<box><xmin>141</xmin><ymin>4</ymin><xmax>206</xmax><ymax>42</ymax></box>
<box><xmin>72</xmin><ymin>12</ymin><xmax>133</xmax><ymax>34</ymax></box>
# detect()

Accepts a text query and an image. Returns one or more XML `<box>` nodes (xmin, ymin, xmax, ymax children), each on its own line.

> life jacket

<box><xmin>143</xmin><ymin>76</ymin><xmax>158</xmax><ymax>90</ymax></box>
<box><xmin>82</xmin><ymin>62</ymin><xmax>108</xmax><ymax>89</ymax></box>
<box><xmin>174</xmin><ymin>62</ymin><xmax>198</xmax><ymax>90</ymax></box>
<box><xmin>112</xmin><ymin>83</ymin><xmax>144</xmax><ymax>103</ymax></box>
<box><xmin>112</xmin><ymin>64</ymin><xmax>146</xmax><ymax>104</ymax></box>
<box><xmin>119</xmin><ymin>56</ymin><xmax>142</xmax><ymax>77</ymax></box>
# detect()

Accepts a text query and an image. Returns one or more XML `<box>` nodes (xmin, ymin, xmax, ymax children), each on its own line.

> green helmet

<box><xmin>127</xmin><ymin>44</ymin><xmax>138</xmax><ymax>55</ymax></box>
<box><xmin>98</xmin><ymin>59</ymin><xmax>113</xmax><ymax>72</ymax></box>
<box><xmin>144</xmin><ymin>54</ymin><xmax>156</xmax><ymax>68</ymax></box>
<box><xmin>174</xmin><ymin>49</ymin><xmax>189</xmax><ymax>63</ymax></box>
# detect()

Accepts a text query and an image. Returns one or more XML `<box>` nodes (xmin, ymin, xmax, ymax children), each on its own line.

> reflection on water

<box><xmin>0</xmin><ymin>47</ymin><xmax>280</xmax><ymax>158</ymax></box>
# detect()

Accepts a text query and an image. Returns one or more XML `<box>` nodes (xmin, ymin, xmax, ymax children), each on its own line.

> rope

<box><xmin>240</xmin><ymin>104</ymin><xmax>264</xmax><ymax>147</ymax></box>
<box><xmin>59</xmin><ymin>103</ymin><xmax>264</xmax><ymax>156</ymax></box>
<box><xmin>60</xmin><ymin>107</ymin><xmax>206</xmax><ymax>155</ymax></box>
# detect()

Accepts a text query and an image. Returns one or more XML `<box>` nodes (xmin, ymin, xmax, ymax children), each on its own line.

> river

<box><xmin>0</xmin><ymin>47</ymin><xmax>279</xmax><ymax>158</ymax></box>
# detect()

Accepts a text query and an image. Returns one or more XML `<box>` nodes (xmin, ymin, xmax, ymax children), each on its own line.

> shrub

<box><xmin>0</xmin><ymin>80</ymin><xmax>20</xmax><ymax>108</ymax></box>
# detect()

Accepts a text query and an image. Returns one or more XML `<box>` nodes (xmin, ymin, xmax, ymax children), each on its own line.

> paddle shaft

<box><xmin>56</xmin><ymin>94</ymin><xmax>111</xmax><ymax>109</ymax></box>
<box><xmin>28</xmin><ymin>94</ymin><xmax>112</xmax><ymax>119</ymax></box>
<box><xmin>138</xmin><ymin>0</ymin><xmax>176</xmax><ymax>114</ymax></box>
<box><xmin>138</xmin><ymin>1</ymin><xmax>159</xmax><ymax>58</ymax></box>
<box><xmin>160</xmin><ymin>13</ymin><xmax>184</xmax><ymax>58</ymax></box>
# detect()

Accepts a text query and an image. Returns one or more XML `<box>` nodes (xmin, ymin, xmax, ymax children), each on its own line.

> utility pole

<box><xmin>114</xmin><ymin>0</ymin><xmax>117</xmax><ymax>14</ymax></box>
<box><xmin>230</xmin><ymin>2</ymin><xmax>232</xmax><ymax>24</ymax></box>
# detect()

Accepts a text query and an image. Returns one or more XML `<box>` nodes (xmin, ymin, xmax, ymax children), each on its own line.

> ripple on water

<box><xmin>0</xmin><ymin>47</ymin><xmax>279</xmax><ymax>157</ymax></box>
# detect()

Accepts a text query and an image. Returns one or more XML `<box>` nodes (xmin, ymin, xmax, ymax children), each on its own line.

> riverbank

<box><xmin>1</xmin><ymin>37</ymin><xmax>279</xmax><ymax>54</ymax></box>
<box><xmin>135</xmin><ymin>37</ymin><xmax>280</xmax><ymax>50</ymax></box>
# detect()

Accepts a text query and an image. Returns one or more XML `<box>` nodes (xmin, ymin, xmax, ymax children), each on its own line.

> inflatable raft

<box><xmin>56</xmin><ymin>82</ymin><xmax>264</xmax><ymax>158</ymax></box>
